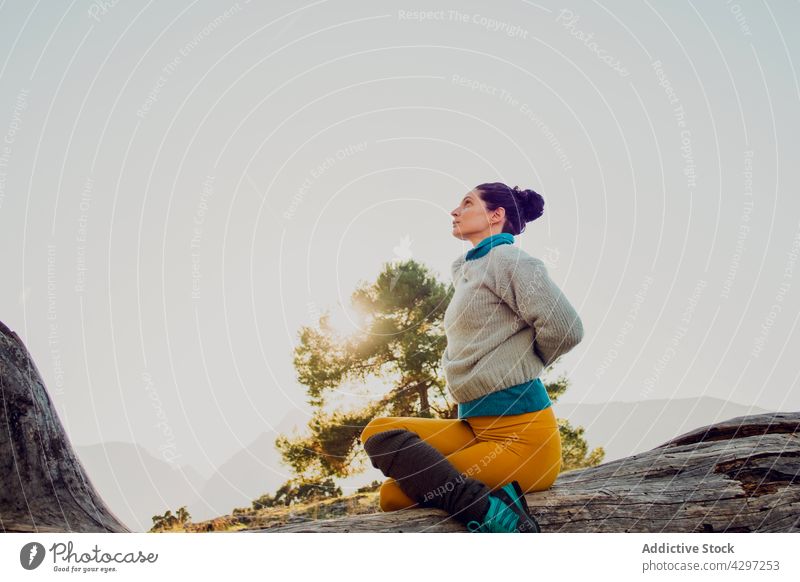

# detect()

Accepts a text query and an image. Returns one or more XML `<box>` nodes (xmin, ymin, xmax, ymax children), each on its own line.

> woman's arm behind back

<box><xmin>490</xmin><ymin>247</ymin><xmax>584</xmax><ymax>367</ymax></box>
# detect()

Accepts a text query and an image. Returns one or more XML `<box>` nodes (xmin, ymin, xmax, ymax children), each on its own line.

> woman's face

<box><xmin>450</xmin><ymin>189</ymin><xmax>504</xmax><ymax>243</ymax></box>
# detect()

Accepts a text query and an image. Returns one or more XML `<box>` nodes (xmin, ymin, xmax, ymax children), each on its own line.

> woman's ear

<box><xmin>491</xmin><ymin>206</ymin><xmax>506</xmax><ymax>225</ymax></box>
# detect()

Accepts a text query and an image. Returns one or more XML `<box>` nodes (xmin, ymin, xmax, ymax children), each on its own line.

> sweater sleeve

<box><xmin>491</xmin><ymin>251</ymin><xmax>584</xmax><ymax>367</ymax></box>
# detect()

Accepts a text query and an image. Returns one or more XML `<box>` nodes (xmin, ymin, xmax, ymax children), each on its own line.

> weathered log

<box><xmin>0</xmin><ymin>320</ymin><xmax>130</xmax><ymax>533</ymax></box>
<box><xmin>255</xmin><ymin>411</ymin><xmax>800</xmax><ymax>533</ymax></box>
<box><xmin>2</xmin><ymin>317</ymin><xmax>798</xmax><ymax>533</ymax></box>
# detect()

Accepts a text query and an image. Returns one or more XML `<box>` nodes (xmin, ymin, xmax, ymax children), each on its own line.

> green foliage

<box><xmin>540</xmin><ymin>370</ymin><xmax>570</xmax><ymax>404</ymax></box>
<box><xmin>251</xmin><ymin>477</ymin><xmax>342</xmax><ymax>509</ymax></box>
<box><xmin>292</xmin><ymin>260</ymin><xmax>453</xmax><ymax>415</ymax></box>
<box><xmin>559</xmin><ymin>418</ymin><xmax>606</xmax><ymax>470</ymax></box>
<box><xmin>532</xmin><ymin>366</ymin><xmax>604</xmax><ymax>470</ymax></box>
<box><xmin>150</xmin><ymin>506</ymin><xmax>191</xmax><ymax>531</ymax></box>
<box><xmin>275</xmin><ymin>405</ymin><xmax>381</xmax><ymax>479</ymax></box>
<box><xmin>356</xmin><ymin>480</ymin><xmax>383</xmax><ymax>493</ymax></box>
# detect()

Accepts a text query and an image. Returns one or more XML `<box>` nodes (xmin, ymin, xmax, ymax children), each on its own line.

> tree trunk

<box><xmin>0</xmin><ymin>320</ymin><xmax>130</xmax><ymax>533</ymax></box>
<box><xmin>418</xmin><ymin>384</ymin><xmax>430</xmax><ymax>417</ymax></box>
<box><xmin>254</xmin><ymin>411</ymin><xmax>800</xmax><ymax>532</ymax></box>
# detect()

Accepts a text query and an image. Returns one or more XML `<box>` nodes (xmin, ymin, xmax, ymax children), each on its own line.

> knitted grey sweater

<box><xmin>441</xmin><ymin>244</ymin><xmax>584</xmax><ymax>404</ymax></box>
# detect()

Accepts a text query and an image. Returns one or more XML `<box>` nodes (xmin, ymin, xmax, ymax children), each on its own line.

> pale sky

<box><xmin>1</xmin><ymin>0</ymin><xmax>799</xmax><ymax>481</ymax></box>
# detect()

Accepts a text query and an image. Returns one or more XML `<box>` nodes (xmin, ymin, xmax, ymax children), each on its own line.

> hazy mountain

<box><xmin>74</xmin><ymin>408</ymin><xmax>318</xmax><ymax>528</ymax></box>
<box><xmin>188</xmin><ymin>430</ymin><xmax>292</xmax><ymax>523</ymax></box>
<box><xmin>182</xmin><ymin>409</ymin><xmax>314</xmax><ymax>522</ymax></box>
<box><xmin>74</xmin><ymin>441</ymin><xmax>205</xmax><ymax>533</ymax></box>
<box><xmin>553</xmin><ymin>397</ymin><xmax>770</xmax><ymax>463</ymax></box>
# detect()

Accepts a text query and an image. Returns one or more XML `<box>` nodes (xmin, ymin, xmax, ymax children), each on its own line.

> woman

<box><xmin>359</xmin><ymin>182</ymin><xmax>584</xmax><ymax>533</ymax></box>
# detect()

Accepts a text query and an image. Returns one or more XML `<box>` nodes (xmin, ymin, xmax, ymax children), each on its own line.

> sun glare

<box><xmin>327</xmin><ymin>301</ymin><xmax>367</xmax><ymax>338</ymax></box>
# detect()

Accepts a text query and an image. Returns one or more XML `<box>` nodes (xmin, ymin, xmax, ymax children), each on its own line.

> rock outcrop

<box><xmin>0</xmin><ymin>320</ymin><xmax>130</xmax><ymax>532</ymax></box>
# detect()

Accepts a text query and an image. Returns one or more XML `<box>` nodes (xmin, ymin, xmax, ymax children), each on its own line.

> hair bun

<box><xmin>474</xmin><ymin>181</ymin><xmax>544</xmax><ymax>235</ymax></box>
<box><xmin>514</xmin><ymin>186</ymin><xmax>544</xmax><ymax>223</ymax></box>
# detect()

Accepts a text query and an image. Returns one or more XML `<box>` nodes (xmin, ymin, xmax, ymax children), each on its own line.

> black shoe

<box><xmin>466</xmin><ymin>480</ymin><xmax>541</xmax><ymax>533</ymax></box>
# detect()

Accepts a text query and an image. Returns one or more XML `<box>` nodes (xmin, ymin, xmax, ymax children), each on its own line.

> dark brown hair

<box><xmin>475</xmin><ymin>182</ymin><xmax>545</xmax><ymax>235</ymax></box>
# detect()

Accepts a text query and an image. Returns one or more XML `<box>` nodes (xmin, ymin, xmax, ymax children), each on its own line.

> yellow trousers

<box><xmin>359</xmin><ymin>406</ymin><xmax>562</xmax><ymax>512</ymax></box>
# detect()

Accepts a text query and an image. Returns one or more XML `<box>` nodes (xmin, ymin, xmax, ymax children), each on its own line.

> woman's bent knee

<box><xmin>379</xmin><ymin>479</ymin><xmax>418</xmax><ymax>512</ymax></box>
<box><xmin>360</xmin><ymin>416</ymin><xmax>404</xmax><ymax>445</ymax></box>
<box><xmin>516</xmin><ymin>455</ymin><xmax>562</xmax><ymax>492</ymax></box>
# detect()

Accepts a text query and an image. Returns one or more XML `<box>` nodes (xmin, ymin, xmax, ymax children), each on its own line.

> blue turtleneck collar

<box><xmin>465</xmin><ymin>232</ymin><xmax>514</xmax><ymax>261</ymax></box>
